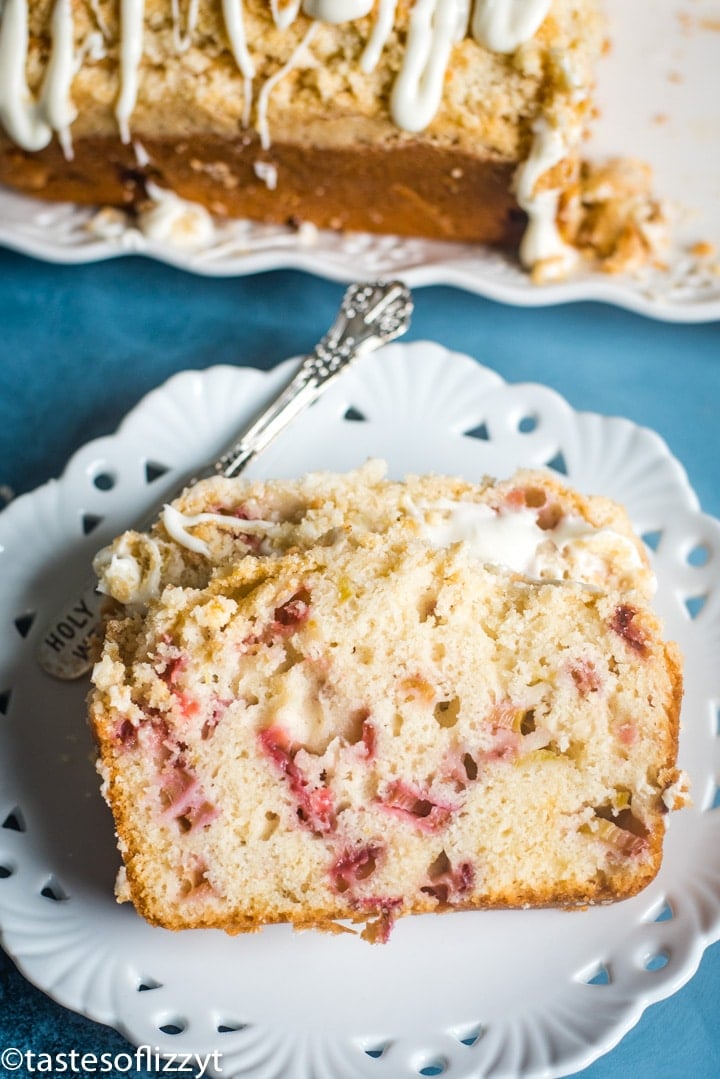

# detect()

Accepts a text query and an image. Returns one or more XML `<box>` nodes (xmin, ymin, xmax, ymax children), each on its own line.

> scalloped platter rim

<box><xmin>1</xmin><ymin>342</ymin><xmax>720</xmax><ymax>1079</ymax></box>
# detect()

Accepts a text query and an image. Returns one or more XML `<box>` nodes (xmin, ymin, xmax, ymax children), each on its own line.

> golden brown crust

<box><xmin>0</xmin><ymin>132</ymin><xmax>525</xmax><ymax>244</ymax></box>
<box><xmin>118</xmin><ymin>866</ymin><xmax>668</xmax><ymax>936</ymax></box>
<box><xmin>657</xmin><ymin>640</ymin><xmax>687</xmax><ymax>811</ymax></box>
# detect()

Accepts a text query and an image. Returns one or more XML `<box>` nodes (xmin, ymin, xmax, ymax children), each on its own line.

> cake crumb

<box><xmin>560</xmin><ymin>158</ymin><xmax>669</xmax><ymax>276</ymax></box>
<box><xmin>690</xmin><ymin>241</ymin><xmax>716</xmax><ymax>260</ymax></box>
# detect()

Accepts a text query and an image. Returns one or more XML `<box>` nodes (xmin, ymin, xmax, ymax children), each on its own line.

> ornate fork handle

<box><xmin>202</xmin><ymin>280</ymin><xmax>413</xmax><ymax>480</ymax></box>
<box><xmin>37</xmin><ymin>280</ymin><xmax>413</xmax><ymax>680</ymax></box>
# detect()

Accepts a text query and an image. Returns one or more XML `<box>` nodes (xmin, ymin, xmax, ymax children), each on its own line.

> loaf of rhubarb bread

<box><xmin>89</xmin><ymin>461</ymin><xmax>685</xmax><ymax>941</ymax></box>
<box><xmin>0</xmin><ymin>0</ymin><xmax>627</xmax><ymax>279</ymax></box>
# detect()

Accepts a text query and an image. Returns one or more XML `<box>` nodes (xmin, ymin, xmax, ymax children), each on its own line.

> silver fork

<box><xmin>37</xmin><ymin>279</ymin><xmax>413</xmax><ymax>680</ymax></box>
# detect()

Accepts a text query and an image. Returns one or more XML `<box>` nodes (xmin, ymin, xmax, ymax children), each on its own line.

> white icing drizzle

<box><xmin>77</xmin><ymin>30</ymin><xmax>108</xmax><ymax>65</ymax></box>
<box><xmin>256</xmin><ymin>22</ymin><xmax>319</xmax><ymax>152</ymax></box>
<box><xmin>162</xmin><ymin>504</ymin><xmax>279</xmax><ymax>558</ymax></box>
<box><xmin>514</xmin><ymin>118</ymin><xmax>576</xmax><ymax>273</ymax></box>
<box><xmin>139</xmin><ymin>181</ymin><xmax>216</xmax><ymax>250</ymax></box>
<box><xmin>41</xmin><ymin>0</ymin><xmax>77</xmax><ymax>160</ymax></box>
<box><xmin>417</xmin><ymin>500</ymin><xmax>646</xmax><ymax>586</ymax></box>
<box><xmin>0</xmin><ymin>0</ymin><xmax>73</xmax><ymax>154</ymax></box>
<box><xmin>220</xmin><ymin>0</ymin><xmax>255</xmax><ymax>127</ymax></box>
<box><xmin>116</xmin><ymin>0</ymin><xmax>145</xmax><ymax>145</ymax></box>
<box><xmin>303</xmin><ymin>0</ymin><xmax>374</xmax><ymax>24</ymax></box>
<box><xmin>270</xmin><ymin>0</ymin><xmax>302</xmax><ymax>32</ymax></box>
<box><xmin>391</xmin><ymin>0</ymin><xmax>468</xmax><ymax>134</ymax></box>
<box><xmin>88</xmin><ymin>0</ymin><xmax>111</xmax><ymax>42</ymax></box>
<box><xmin>133</xmin><ymin>138</ymin><xmax>150</xmax><ymax>167</ymax></box>
<box><xmin>221</xmin><ymin>0</ymin><xmax>255</xmax><ymax>77</ymax></box>
<box><xmin>472</xmin><ymin>0</ymin><xmax>551</xmax><ymax>54</ymax></box>
<box><xmin>171</xmin><ymin>0</ymin><xmax>201</xmax><ymax>52</ymax></box>
<box><xmin>254</xmin><ymin>160</ymin><xmax>279</xmax><ymax>190</ymax></box>
<box><xmin>94</xmin><ymin>533</ymin><xmax>163</xmax><ymax>605</ymax></box>
<box><xmin>361</xmin><ymin>0</ymin><xmax>397</xmax><ymax>73</ymax></box>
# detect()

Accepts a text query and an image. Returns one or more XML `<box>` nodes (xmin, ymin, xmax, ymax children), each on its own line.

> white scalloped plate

<box><xmin>1</xmin><ymin>0</ymin><xmax>720</xmax><ymax>322</ymax></box>
<box><xmin>1</xmin><ymin>342</ymin><xmax>720</xmax><ymax>1079</ymax></box>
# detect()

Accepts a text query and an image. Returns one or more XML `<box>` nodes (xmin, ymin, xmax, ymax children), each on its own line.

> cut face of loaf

<box><xmin>89</xmin><ymin>464</ymin><xmax>685</xmax><ymax>942</ymax></box>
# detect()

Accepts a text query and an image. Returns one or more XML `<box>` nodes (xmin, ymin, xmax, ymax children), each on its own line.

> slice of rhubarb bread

<box><xmin>89</xmin><ymin>463</ymin><xmax>684</xmax><ymax>941</ymax></box>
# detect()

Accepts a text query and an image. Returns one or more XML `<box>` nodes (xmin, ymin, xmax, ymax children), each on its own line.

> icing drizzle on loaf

<box><xmin>0</xmin><ymin>0</ymin><xmax>575</xmax><ymax>267</ymax></box>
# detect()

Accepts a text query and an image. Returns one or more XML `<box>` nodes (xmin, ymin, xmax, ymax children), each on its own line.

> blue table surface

<box><xmin>0</xmin><ymin>247</ymin><xmax>718</xmax><ymax>1079</ymax></box>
